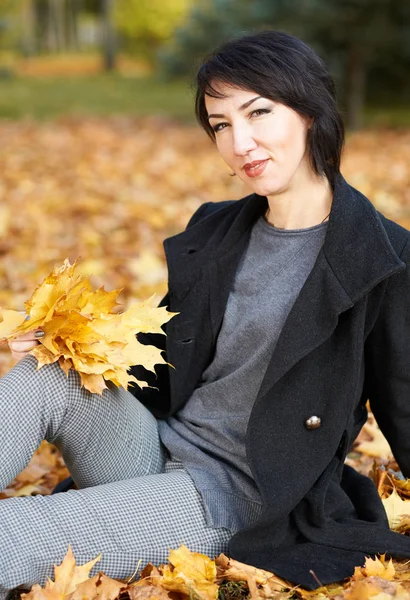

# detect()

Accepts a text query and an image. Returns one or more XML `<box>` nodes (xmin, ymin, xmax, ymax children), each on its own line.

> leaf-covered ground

<box><xmin>1</xmin><ymin>119</ymin><xmax>410</xmax><ymax>597</ymax></box>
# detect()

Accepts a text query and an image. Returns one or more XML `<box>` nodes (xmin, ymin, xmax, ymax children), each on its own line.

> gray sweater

<box><xmin>158</xmin><ymin>215</ymin><xmax>328</xmax><ymax>532</ymax></box>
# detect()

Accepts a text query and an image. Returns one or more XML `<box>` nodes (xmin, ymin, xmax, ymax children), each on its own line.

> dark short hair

<box><xmin>195</xmin><ymin>30</ymin><xmax>345</xmax><ymax>187</ymax></box>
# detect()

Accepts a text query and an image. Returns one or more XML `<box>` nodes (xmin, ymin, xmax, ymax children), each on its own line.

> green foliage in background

<box><xmin>114</xmin><ymin>0</ymin><xmax>192</xmax><ymax>62</ymax></box>
<box><xmin>0</xmin><ymin>0</ymin><xmax>19</xmax><ymax>54</ymax></box>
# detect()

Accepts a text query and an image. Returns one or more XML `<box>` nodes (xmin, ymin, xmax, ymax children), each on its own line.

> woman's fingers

<box><xmin>10</xmin><ymin>330</ymin><xmax>44</xmax><ymax>342</ymax></box>
<box><xmin>8</xmin><ymin>330</ymin><xmax>44</xmax><ymax>362</ymax></box>
<box><xmin>11</xmin><ymin>348</ymin><xmax>38</xmax><ymax>361</ymax></box>
<box><xmin>10</xmin><ymin>338</ymin><xmax>39</xmax><ymax>352</ymax></box>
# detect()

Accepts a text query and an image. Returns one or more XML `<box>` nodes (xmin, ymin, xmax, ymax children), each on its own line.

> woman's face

<box><xmin>205</xmin><ymin>83</ymin><xmax>314</xmax><ymax>197</ymax></box>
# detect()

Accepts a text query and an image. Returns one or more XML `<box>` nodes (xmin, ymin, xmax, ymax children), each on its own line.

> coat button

<box><xmin>305</xmin><ymin>416</ymin><xmax>321</xmax><ymax>430</ymax></box>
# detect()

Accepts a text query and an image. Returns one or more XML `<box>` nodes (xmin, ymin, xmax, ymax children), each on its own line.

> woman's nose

<box><xmin>232</xmin><ymin>125</ymin><xmax>257</xmax><ymax>156</ymax></box>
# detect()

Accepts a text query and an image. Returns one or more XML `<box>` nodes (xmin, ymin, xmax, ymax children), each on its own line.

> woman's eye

<box><xmin>250</xmin><ymin>108</ymin><xmax>271</xmax><ymax>118</ymax></box>
<box><xmin>212</xmin><ymin>122</ymin><xmax>228</xmax><ymax>133</ymax></box>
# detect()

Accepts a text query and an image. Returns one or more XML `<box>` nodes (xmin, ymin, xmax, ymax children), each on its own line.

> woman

<box><xmin>2</xmin><ymin>30</ymin><xmax>410</xmax><ymax>596</ymax></box>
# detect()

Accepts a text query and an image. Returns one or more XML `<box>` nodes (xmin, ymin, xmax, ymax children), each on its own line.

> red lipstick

<box><xmin>243</xmin><ymin>159</ymin><xmax>269</xmax><ymax>178</ymax></box>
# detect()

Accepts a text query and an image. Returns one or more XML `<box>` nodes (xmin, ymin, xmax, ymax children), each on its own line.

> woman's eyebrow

<box><xmin>207</xmin><ymin>96</ymin><xmax>263</xmax><ymax>120</ymax></box>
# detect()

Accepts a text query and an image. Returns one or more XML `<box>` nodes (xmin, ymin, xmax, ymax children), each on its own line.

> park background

<box><xmin>0</xmin><ymin>0</ymin><xmax>409</xmax><ymax>535</ymax></box>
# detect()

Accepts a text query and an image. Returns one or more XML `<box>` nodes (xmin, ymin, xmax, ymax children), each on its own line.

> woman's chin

<box><xmin>246</xmin><ymin>180</ymin><xmax>285</xmax><ymax>198</ymax></box>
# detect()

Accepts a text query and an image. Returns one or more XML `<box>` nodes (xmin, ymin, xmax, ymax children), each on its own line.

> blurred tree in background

<box><xmin>114</xmin><ymin>0</ymin><xmax>191</xmax><ymax>64</ymax></box>
<box><xmin>160</xmin><ymin>0</ymin><xmax>410</xmax><ymax>130</ymax></box>
<box><xmin>296</xmin><ymin>0</ymin><xmax>410</xmax><ymax>129</ymax></box>
<box><xmin>0</xmin><ymin>0</ymin><xmax>192</xmax><ymax>70</ymax></box>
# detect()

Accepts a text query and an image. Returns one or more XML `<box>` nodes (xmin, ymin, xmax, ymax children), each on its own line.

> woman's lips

<box><xmin>243</xmin><ymin>159</ymin><xmax>269</xmax><ymax>178</ymax></box>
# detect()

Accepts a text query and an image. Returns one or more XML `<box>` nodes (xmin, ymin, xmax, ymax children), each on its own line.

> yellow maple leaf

<box><xmin>382</xmin><ymin>490</ymin><xmax>410</xmax><ymax>530</ymax></box>
<box><xmin>0</xmin><ymin>309</ymin><xmax>26</xmax><ymax>339</ymax></box>
<box><xmin>354</xmin><ymin>556</ymin><xmax>396</xmax><ymax>580</ymax></box>
<box><xmin>21</xmin><ymin>545</ymin><xmax>101</xmax><ymax>600</ymax></box>
<box><xmin>158</xmin><ymin>544</ymin><xmax>218</xmax><ymax>600</ymax></box>
<box><xmin>0</xmin><ymin>259</ymin><xmax>176</xmax><ymax>395</ymax></box>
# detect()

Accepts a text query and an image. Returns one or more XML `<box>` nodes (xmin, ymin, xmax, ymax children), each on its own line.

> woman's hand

<box><xmin>8</xmin><ymin>330</ymin><xmax>44</xmax><ymax>362</ymax></box>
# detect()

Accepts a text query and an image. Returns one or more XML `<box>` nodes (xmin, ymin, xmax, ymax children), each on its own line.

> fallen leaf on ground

<box><xmin>21</xmin><ymin>546</ymin><xmax>101</xmax><ymax>599</ymax></box>
<box><xmin>128</xmin><ymin>584</ymin><xmax>171</xmax><ymax>600</ymax></box>
<box><xmin>356</xmin><ymin>422</ymin><xmax>393</xmax><ymax>459</ymax></box>
<box><xmin>397</xmin><ymin>517</ymin><xmax>410</xmax><ymax>536</ymax></box>
<box><xmin>382</xmin><ymin>491</ymin><xmax>410</xmax><ymax>530</ymax></box>
<box><xmin>344</xmin><ymin>577</ymin><xmax>394</xmax><ymax>600</ymax></box>
<box><xmin>354</xmin><ymin>556</ymin><xmax>396</xmax><ymax>580</ymax></box>
<box><xmin>215</xmin><ymin>553</ymin><xmax>287</xmax><ymax>599</ymax></box>
<box><xmin>68</xmin><ymin>572</ymin><xmax>126</xmax><ymax>600</ymax></box>
<box><xmin>158</xmin><ymin>544</ymin><xmax>218</xmax><ymax>600</ymax></box>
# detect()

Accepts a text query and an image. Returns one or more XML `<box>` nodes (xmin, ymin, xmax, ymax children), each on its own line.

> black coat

<box><xmin>131</xmin><ymin>174</ymin><xmax>410</xmax><ymax>589</ymax></box>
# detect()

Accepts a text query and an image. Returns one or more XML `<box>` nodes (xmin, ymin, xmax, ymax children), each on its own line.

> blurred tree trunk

<box><xmin>46</xmin><ymin>0</ymin><xmax>68</xmax><ymax>52</ymax></box>
<box><xmin>101</xmin><ymin>0</ymin><xmax>117</xmax><ymax>71</ymax></box>
<box><xmin>54</xmin><ymin>0</ymin><xmax>65</xmax><ymax>51</ymax></box>
<box><xmin>21</xmin><ymin>0</ymin><xmax>36</xmax><ymax>57</ymax></box>
<box><xmin>345</xmin><ymin>41</ymin><xmax>366</xmax><ymax>131</ymax></box>
<box><xmin>46</xmin><ymin>0</ymin><xmax>58</xmax><ymax>51</ymax></box>
<box><xmin>66</xmin><ymin>0</ymin><xmax>80</xmax><ymax>50</ymax></box>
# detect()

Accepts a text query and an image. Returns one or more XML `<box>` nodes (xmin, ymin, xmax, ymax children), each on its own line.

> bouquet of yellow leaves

<box><xmin>0</xmin><ymin>259</ymin><xmax>176</xmax><ymax>395</ymax></box>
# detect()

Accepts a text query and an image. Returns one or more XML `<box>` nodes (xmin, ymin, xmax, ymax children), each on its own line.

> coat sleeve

<box><xmin>127</xmin><ymin>202</ymin><xmax>213</xmax><ymax>416</ymax></box>
<box><xmin>364</xmin><ymin>238</ymin><xmax>410</xmax><ymax>478</ymax></box>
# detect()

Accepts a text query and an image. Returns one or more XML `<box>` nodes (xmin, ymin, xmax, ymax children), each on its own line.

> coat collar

<box><xmin>164</xmin><ymin>174</ymin><xmax>405</xmax><ymax>305</ymax></box>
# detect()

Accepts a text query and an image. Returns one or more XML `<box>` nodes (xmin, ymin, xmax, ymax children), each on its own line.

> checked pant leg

<box><xmin>0</xmin><ymin>355</ymin><xmax>165</xmax><ymax>491</ymax></box>
<box><xmin>0</xmin><ymin>468</ymin><xmax>232</xmax><ymax>599</ymax></box>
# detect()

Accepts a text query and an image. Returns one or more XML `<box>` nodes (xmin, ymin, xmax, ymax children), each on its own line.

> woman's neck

<box><xmin>265</xmin><ymin>175</ymin><xmax>333</xmax><ymax>230</ymax></box>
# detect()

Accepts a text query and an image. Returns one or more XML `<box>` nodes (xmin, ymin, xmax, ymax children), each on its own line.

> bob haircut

<box><xmin>195</xmin><ymin>30</ymin><xmax>345</xmax><ymax>187</ymax></box>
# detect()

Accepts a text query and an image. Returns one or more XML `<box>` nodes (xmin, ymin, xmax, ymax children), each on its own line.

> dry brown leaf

<box><xmin>0</xmin><ymin>440</ymin><xmax>70</xmax><ymax>499</ymax></box>
<box><xmin>215</xmin><ymin>553</ymin><xmax>287</xmax><ymax>599</ymax></box>
<box><xmin>68</xmin><ymin>572</ymin><xmax>126</xmax><ymax>600</ymax></box>
<box><xmin>128</xmin><ymin>584</ymin><xmax>171</xmax><ymax>600</ymax></box>
<box><xmin>392</xmin><ymin>480</ymin><xmax>410</xmax><ymax>500</ymax></box>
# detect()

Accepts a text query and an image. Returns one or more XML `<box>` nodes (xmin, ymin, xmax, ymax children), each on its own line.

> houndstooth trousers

<box><xmin>0</xmin><ymin>356</ymin><xmax>232</xmax><ymax>599</ymax></box>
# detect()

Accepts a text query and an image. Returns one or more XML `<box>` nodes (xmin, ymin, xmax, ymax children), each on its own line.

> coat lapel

<box><xmin>259</xmin><ymin>174</ymin><xmax>405</xmax><ymax>395</ymax></box>
<box><xmin>258</xmin><ymin>249</ymin><xmax>353</xmax><ymax>396</ymax></box>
